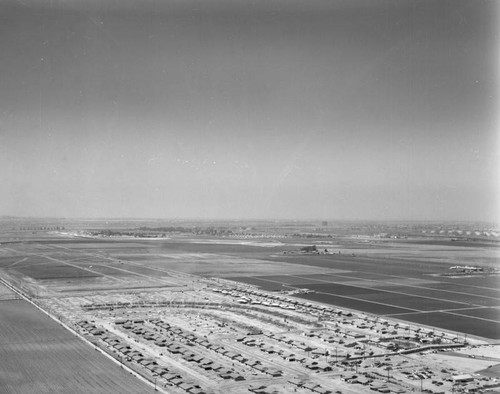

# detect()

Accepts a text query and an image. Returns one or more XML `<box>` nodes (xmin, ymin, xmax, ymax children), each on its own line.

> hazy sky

<box><xmin>1</xmin><ymin>0</ymin><xmax>498</xmax><ymax>221</ymax></box>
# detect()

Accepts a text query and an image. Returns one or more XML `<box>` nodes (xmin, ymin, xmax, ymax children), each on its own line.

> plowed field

<box><xmin>0</xmin><ymin>299</ymin><xmax>151</xmax><ymax>394</ymax></box>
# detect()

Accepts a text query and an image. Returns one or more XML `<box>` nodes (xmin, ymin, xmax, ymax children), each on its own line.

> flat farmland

<box><xmin>226</xmin><ymin>276</ymin><xmax>293</xmax><ymax>291</ymax></box>
<box><xmin>13</xmin><ymin>263</ymin><xmax>99</xmax><ymax>280</ymax></box>
<box><xmin>2</xmin><ymin>233</ymin><xmax>498</xmax><ymax>341</ymax></box>
<box><xmin>373</xmin><ymin>285</ymin><xmax>500</xmax><ymax>307</ymax></box>
<box><xmin>268</xmin><ymin>242</ymin><xmax>499</xmax><ymax>277</ymax></box>
<box><xmin>353</xmin><ymin>292</ymin><xmax>471</xmax><ymax>311</ymax></box>
<box><xmin>300</xmin><ymin>273</ymin><xmax>375</xmax><ymax>282</ymax></box>
<box><xmin>269</xmin><ymin>254</ymin><xmax>454</xmax><ymax>277</ymax></box>
<box><xmin>83</xmin><ymin>262</ymin><xmax>173</xmax><ymax>278</ymax></box>
<box><xmin>439</xmin><ymin>275</ymin><xmax>500</xmax><ymax>289</ymax></box>
<box><xmin>155</xmin><ymin>240</ymin><xmax>278</xmax><ymax>254</ymax></box>
<box><xmin>231</xmin><ymin>275</ymin><xmax>496</xmax><ymax>310</ymax></box>
<box><xmin>450</xmin><ymin>307</ymin><xmax>500</xmax><ymax>322</ymax></box>
<box><xmin>241</xmin><ymin>278</ymin><xmax>500</xmax><ymax>338</ymax></box>
<box><xmin>295</xmin><ymin>292</ymin><xmax>416</xmax><ymax>315</ymax></box>
<box><xmin>421</xmin><ymin>282</ymin><xmax>500</xmax><ymax>298</ymax></box>
<box><xmin>240</xmin><ymin>274</ymin><xmax>338</xmax><ymax>286</ymax></box>
<box><xmin>227</xmin><ymin>269</ymin><xmax>500</xmax><ymax>338</ymax></box>
<box><xmin>0</xmin><ymin>299</ymin><xmax>151</xmax><ymax>394</ymax></box>
<box><xmin>393</xmin><ymin>311</ymin><xmax>500</xmax><ymax>339</ymax></box>
<box><xmin>227</xmin><ymin>245</ymin><xmax>499</xmax><ymax>339</ymax></box>
<box><xmin>77</xmin><ymin>264</ymin><xmax>132</xmax><ymax>277</ymax></box>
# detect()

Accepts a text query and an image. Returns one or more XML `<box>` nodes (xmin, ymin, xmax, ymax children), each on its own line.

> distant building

<box><xmin>452</xmin><ymin>374</ymin><xmax>474</xmax><ymax>383</ymax></box>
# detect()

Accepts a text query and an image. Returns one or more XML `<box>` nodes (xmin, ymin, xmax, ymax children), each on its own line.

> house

<box><xmin>139</xmin><ymin>358</ymin><xmax>156</xmax><ymax>366</ymax></box>
<box><xmin>189</xmin><ymin>388</ymin><xmax>206</xmax><ymax>394</ymax></box>
<box><xmin>234</xmin><ymin>355</ymin><xmax>247</xmax><ymax>363</ymax></box>
<box><xmin>313</xmin><ymin>387</ymin><xmax>332</xmax><ymax>394</ymax></box>
<box><xmin>315</xmin><ymin>362</ymin><xmax>332</xmax><ymax>372</ymax></box>
<box><xmin>303</xmin><ymin>382</ymin><xmax>320</xmax><ymax>391</ymax></box>
<box><xmin>178</xmin><ymin>383</ymin><xmax>192</xmax><ymax>391</ymax></box>
<box><xmin>370</xmin><ymin>383</ymin><xmax>390</xmax><ymax>393</ymax></box>
<box><xmin>288</xmin><ymin>378</ymin><xmax>303</xmax><ymax>387</ymax></box>
<box><xmin>248</xmin><ymin>385</ymin><xmax>267</xmax><ymax>392</ymax></box>
<box><xmin>452</xmin><ymin>374</ymin><xmax>474</xmax><ymax>383</ymax></box>
<box><xmin>170</xmin><ymin>378</ymin><xmax>184</xmax><ymax>386</ymax></box>
<box><xmin>282</xmin><ymin>352</ymin><xmax>296</xmax><ymax>361</ymax></box>
<box><xmin>305</xmin><ymin>361</ymin><xmax>319</xmax><ymax>370</ymax></box>
<box><xmin>164</xmin><ymin>373</ymin><xmax>180</xmax><ymax>381</ymax></box>
<box><xmin>266</xmin><ymin>369</ymin><xmax>282</xmax><ymax>377</ymax></box>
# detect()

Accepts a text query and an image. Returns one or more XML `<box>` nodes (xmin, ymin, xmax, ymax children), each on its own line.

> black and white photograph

<box><xmin>0</xmin><ymin>0</ymin><xmax>499</xmax><ymax>393</ymax></box>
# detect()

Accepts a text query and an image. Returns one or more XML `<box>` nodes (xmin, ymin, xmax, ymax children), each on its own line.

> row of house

<box><xmin>147</xmin><ymin>318</ymin><xmax>284</xmax><ymax>377</ymax></box>
<box><xmin>120</xmin><ymin>318</ymin><xmax>283</xmax><ymax>382</ymax></box>
<box><xmin>238</xmin><ymin>336</ymin><xmax>332</xmax><ymax>372</ymax></box>
<box><xmin>78</xmin><ymin>320</ymin><xmax>206</xmax><ymax>394</ymax></box>
<box><xmin>214</xmin><ymin>287</ymin><xmax>342</xmax><ymax>318</ymax></box>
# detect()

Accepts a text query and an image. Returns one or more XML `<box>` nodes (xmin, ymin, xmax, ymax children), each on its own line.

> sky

<box><xmin>1</xmin><ymin>0</ymin><xmax>499</xmax><ymax>221</ymax></box>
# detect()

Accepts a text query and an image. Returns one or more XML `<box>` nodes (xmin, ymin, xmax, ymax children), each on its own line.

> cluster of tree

<box><xmin>300</xmin><ymin>245</ymin><xmax>318</xmax><ymax>253</ymax></box>
<box><xmin>137</xmin><ymin>226</ymin><xmax>235</xmax><ymax>236</ymax></box>
<box><xmin>89</xmin><ymin>230</ymin><xmax>166</xmax><ymax>238</ymax></box>
<box><xmin>292</xmin><ymin>233</ymin><xmax>333</xmax><ymax>238</ymax></box>
<box><xmin>18</xmin><ymin>226</ymin><xmax>65</xmax><ymax>231</ymax></box>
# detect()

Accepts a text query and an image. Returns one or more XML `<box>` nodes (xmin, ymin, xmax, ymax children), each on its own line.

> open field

<box><xmin>0</xmin><ymin>297</ymin><xmax>152</xmax><ymax>394</ymax></box>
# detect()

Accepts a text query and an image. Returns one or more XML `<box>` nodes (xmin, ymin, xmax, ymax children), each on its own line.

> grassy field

<box><xmin>0</xmin><ymin>299</ymin><xmax>152</xmax><ymax>394</ymax></box>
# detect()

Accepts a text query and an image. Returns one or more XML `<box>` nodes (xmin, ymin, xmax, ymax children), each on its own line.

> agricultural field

<box><xmin>0</xmin><ymin>294</ymin><xmax>152</xmax><ymax>394</ymax></box>
<box><xmin>227</xmin><ymin>257</ymin><xmax>500</xmax><ymax>339</ymax></box>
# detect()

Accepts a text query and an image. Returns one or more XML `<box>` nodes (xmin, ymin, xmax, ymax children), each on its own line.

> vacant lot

<box><xmin>0</xmin><ymin>299</ymin><xmax>151</xmax><ymax>394</ymax></box>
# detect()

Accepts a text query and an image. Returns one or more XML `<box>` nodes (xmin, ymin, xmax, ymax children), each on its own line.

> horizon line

<box><xmin>1</xmin><ymin>215</ymin><xmax>499</xmax><ymax>226</ymax></box>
